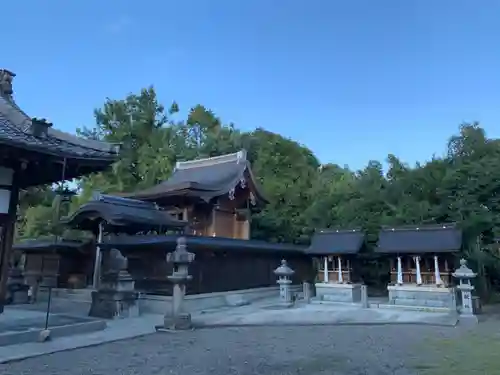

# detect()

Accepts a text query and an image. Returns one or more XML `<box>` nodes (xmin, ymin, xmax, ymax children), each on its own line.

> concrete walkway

<box><xmin>0</xmin><ymin>313</ymin><xmax>163</xmax><ymax>364</ymax></box>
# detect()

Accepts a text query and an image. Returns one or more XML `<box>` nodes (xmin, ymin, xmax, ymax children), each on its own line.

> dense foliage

<box><xmin>16</xmin><ymin>88</ymin><xmax>500</xmax><ymax>296</ymax></box>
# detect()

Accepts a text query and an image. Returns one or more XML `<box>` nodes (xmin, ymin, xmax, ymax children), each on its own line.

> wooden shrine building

<box><xmin>128</xmin><ymin>150</ymin><xmax>268</xmax><ymax>240</ymax></box>
<box><xmin>375</xmin><ymin>224</ymin><xmax>462</xmax><ymax>308</ymax></box>
<box><xmin>14</xmin><ymin>239</ymin><xmax>94</xmax><ymax>290</ymax></box>
<box><xmin>0</xmin><ymin>69</ymin><xmax>120</xmax><ymax>311</ymax></box>
<box><xmin>306</xmin><ymin>229</ymin><xmax>365</xmax><ymax>303</ymax></box>
<box><xmin>62</xmin><ymin>194</ymin><xmax>187</xmax><ymax>288</ymax></box>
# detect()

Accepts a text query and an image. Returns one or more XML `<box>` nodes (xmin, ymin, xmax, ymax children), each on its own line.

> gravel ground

<box><xmin>0</xmin><ymin>324</ymin><xmax>472</xmax><ymax>375</ymax></box>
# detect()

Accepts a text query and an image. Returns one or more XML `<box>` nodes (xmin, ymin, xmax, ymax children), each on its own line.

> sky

<box><xmin>3</xmin><ymin>1</ymin><xmax>500</xmax><ymax>170</ymax></box>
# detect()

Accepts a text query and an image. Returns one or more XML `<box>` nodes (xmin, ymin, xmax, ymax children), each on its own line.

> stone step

<box><xmin>310</xmin><ymin>298</ymin><xmax>362</xmax><ymax>308</ymax></box>
<box><xmin>375</xmin><ymin>303</ymin><xmax>451</xmax><ymax>313</ymax></box>
<box><xmin>37</xmin><ymin>288</ymin><xmax>93</xmax><ymax>303</ymax></box>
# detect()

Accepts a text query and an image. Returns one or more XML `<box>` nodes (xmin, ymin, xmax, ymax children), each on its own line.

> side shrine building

<box><xmin>374</xmin><ymin>224</ymin><xmax>462</xmax><ymax>308</ymax></box>
<box><xmin>128</xmin><ymin>150</ymin><xmax>268</xmax><ymax>240</ymax></box>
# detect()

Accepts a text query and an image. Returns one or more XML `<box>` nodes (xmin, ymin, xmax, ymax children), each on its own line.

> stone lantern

<box><xmin>160</xmin><ymin>237</ymin><xmax>195</xmax><ymax>331</ymax></box>
<box><xmin>274</xmin><ymin>259</ymin><xmax>295</xmax><ymax>307</ymax></box>
<box><xmin>452</xmin><ymin>258</ymin><xmax>478</xmax><ymax>324</ymax></box>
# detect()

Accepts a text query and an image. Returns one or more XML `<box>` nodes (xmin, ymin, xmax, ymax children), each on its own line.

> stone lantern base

<box><xmin>160</xmin><ymin>312</ymin><xmax>193</xmax><ymax>331</ymax></box>
<box><xmin>89</xmin><ymin>271</ymin><xmax>139</xmax><ymax>319</ymax></box>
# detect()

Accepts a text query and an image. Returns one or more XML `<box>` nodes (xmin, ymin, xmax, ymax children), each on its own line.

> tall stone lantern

<box><xmin>159</xmin><ymin>237</ymin><xmax>195</xmax><ymax>331</ymax></box>
<box><xmin>452</xmin><ymin>258</ymin><xmax>478</xmax><ymax>324</ymax></box>
<box><xmin>274</xmin><ymin>259</ymin><xmax>295</xmax><ymax>307</ymax></box>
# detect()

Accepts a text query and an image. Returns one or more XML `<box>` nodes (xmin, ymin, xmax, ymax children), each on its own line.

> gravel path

<box><xmin>0</xmin><ymin>325</ymin><xmax>468</xmax><ymax>375</ymax></box>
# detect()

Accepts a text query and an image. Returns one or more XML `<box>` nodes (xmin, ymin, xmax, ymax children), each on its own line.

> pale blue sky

<box><xmin>3</xmin><ymin>1</ymin><xmax>500</xmax><ymax>170</ymax></box>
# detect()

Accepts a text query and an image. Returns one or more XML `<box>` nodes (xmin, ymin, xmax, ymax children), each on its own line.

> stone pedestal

<box><xmin>157</xmin><ymin>237</ymin><xmax>195</xmax><ymax>332</ymax></box>
<box><xmin>89</xmin><ymin>249</ymin><xmax>139</xmax><ymax>319</ymax></box>
<box><xmin>387</xmin><ymin>284</ymin><xmax>454</xmax><ymax>308</ymax></box>
<box><xmin>360</xmin><ymin>285</ymin><xmax>369</xmax><ymax>308</ymax></box>
<box><xmin>315</xmin><ymin>283</ymin><xmax>362</xmax><ymax>303</ymax></box>
<box><xmin>6</xmin><ymin>268</ymin><xmax>29</xmax><ymax>305</ymax></box>
<box><xmin>302</xmin><ymin>282</ymin><xmax>312</xmax><ymax>303</ymax></box>
<box><xmin>163</xmin><ymin>283</ymin><xmax>192</xmax><ymax>330</ymax></box>
<box><xmin>89</xmin><ymin>271</ymin><xmax>139</xmax><ymax>319</ymax></box>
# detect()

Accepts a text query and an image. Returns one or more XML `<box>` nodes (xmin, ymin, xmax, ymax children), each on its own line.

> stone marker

<box><xmin>158</xmin><ymin>237</ymin><xmax>195</xmax><ymax>331</ymax></box>
<box><xmin>274</xmin><ymin>259</ymin><xmax>295</xmax><ymax>308</ymax></box>
<box><xmin>89</xmin><ymin>248</ymin><xmax>139</xmax><ymax>319</ymax></box>
<box><xmin>360</xmin><ymin>284</ymin><xmax>369</xmax><ymax>308</ymax></box>
<box><xmin>452</xmin><ymin>258</ymin><xmax>478</xmax><ymax>325</ymax></box>
<box><xmin>302</xmin><ymin>281</ymin><xmax>312</xmax><ymax>303</ymax></box>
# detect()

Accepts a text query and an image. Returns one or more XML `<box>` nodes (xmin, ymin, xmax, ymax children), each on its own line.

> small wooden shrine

<box><xmin>14</xmin><ymin>239</ymin><xmax>94</xmax><ymax>289</ymax></box>
<box><xmin>127</xmin><ymin>150</ymin><xmax>268</xmax><ymax>240</ymax></box>
<box><xmin>62</xmin><ymin>194</ymin><xmax>187</xmax><ymax>288</ymax></box>
<box><xmin>0</xmin><ymin>69</ymin><xmax>120</xmax><ymax>311</ymax></box>
<box><xmin>375</xmin><ymin>224</ymin><xmax>462</xmax><ymax>308</ymax></box>
<box><xmin>62</xmin><ymin>194</ymin><xmax>187</xmax><ymax>235</ymax></box>
<box><xmin>306</xmin><ymin>229</ymin><xmax>365</xmax><ymax>303</ymax></box>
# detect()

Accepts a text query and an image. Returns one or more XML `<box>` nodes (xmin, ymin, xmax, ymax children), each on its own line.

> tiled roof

<box><xmin>61</xmin><ymin>194</ymin><xmax>187</xmax><ymax>234</ymax></box>
<box><xmin>13</xmin><ymin>238</ymin><xmax>89</xmax><ymax>253</ymax></box>
<box><xmin>306</xmin><ymin>229</ymin><xmax>365</xmax><ymax>255</ymax></box>
<box><xmin>0</xmin><ymin>69</ymin><xmax>119</xmax><ymax>161</ymax></box>
<box><xmin>128</xmin><ymin>150</ymin><xmax>268</xmax><ymax>204</ymax></box>
<box><xmin>0</xmin><ymin>112</ymin><xmax>118</xmax><ymax>160</ymax></box>
<box><xmin>375</xmin><ymin>224</ymin><xmax>462</xmax><ymax>254</ymax></box>
<box><xmin>99</xmin><ymin>234</ymin><xmax>307</xmax><ymax>254</ymax></box>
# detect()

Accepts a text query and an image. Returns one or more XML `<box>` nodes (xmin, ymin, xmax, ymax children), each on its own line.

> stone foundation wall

<box><xmin>388</xmin><ymin>285</ymin><xmax>455</xmax><ymax>308</ymax></box>
<box><xmin>315</xmin><ymin>283</ymin><xmax>362</xmax><ymax>303</ymax></box>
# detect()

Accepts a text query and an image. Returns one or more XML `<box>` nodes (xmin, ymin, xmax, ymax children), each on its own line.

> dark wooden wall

<box><xmin>124</xmin><ymin>246</ymin><xmax>314</xmax><ymax>296</ymax></box>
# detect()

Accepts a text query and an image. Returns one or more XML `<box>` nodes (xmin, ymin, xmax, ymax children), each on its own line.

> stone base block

<box><xmin>315</xmin><ymin>283</ymin><xmax>362</xmax><ymax>303</ymax></box>
<box><xmin>89</xmin><ymin>290</ymin><xmax>139</xmax><ymax>319</ymax></box>
<box><xmin>161</xmin><ymin>313</ymin><xmax>192</xmax><ymax>330</ymax></box>
<box><xmin>458</xmin><ymin>314</ymin><xmax>478</xmax><ymax>326</ymax></box>
<box><xmin>6</xmin><ymin>285</ymin><xmax>30</xmax><ymax>305</ymax></box>
<box><xmin>388</xmin><ymin>284</ymin><xmax>455</xmax><ymax>308</ymax></box>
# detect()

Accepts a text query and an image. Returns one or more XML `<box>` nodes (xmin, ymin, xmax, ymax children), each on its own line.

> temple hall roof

<box><xmin>13</xmin><ymin>238</ymin><xmax>90</xmax><ymax>254</ymax></box>
<box><xmin>306</xmin><ymin>229</ymin><xmax>365</xmax><ymax>255</ymax></box>
<box><xmin>128</xmin><ymin>150</ymin><xmax>268</xmax><ymax>205</ymax></box>
<box><xmin>375</xmin><ymin>224</ymin><xmax>462</xmax><ymax>254</ymax></box>
<box><xmin>61</xmin><ymin>194</ymin><xmax>187</xmax><ymax>234</ymax></box>
<box><xmin>99</xmin><ymin>234</ymin><xmax>306</xmax><ymax>254</ymax></box>
<box><xmin>0</xmin><ymin>69</ymin><xmax>120</xmax><ymax>186</ymax></box>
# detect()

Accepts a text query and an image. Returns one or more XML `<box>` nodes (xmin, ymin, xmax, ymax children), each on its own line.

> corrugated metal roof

<box><xmin>306</xmin><ymin>229</ymin><xmax>365</xmax><ymax>255</ymax></box>
<box><xmin>375</xmin><ymin>224</ymin><xmax>462</xmax><ymax>254</ymax></box>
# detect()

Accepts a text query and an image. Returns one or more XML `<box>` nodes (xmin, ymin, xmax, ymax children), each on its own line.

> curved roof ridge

<box><xmin>0</xmin><ymin>69</ymin><xmax>120</xmax><ymax>155</ymax></box>
<box><xmin>175</xmin><ymin>150</ymin><xmax>246</xmax><ymax>170</ymax></box>
<box><xmin>380</xmin><ymin>223</ymin><xmax>457</xmax><ymax>232</ymax></box>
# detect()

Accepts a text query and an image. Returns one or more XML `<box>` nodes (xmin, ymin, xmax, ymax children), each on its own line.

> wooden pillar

<box><xmin>414</xmin><ymin>256</ymin><xmax>422</xmax><ymax>285</ymax></box>
<box><xmin>323</xmin><ymin>257</ymin><xmax>328</xmax><ymax>282</ymax></box>
<box><xmin>0</xmin><ymin>179</ymin><xmax>19</xmax><ymax>313</ymax></box>
<box><xmin>337</xmin><ymin>256</ymin><xmax>343</xmax><ymax>283</ymax></box>
<box><xmin>397</xmin><ymin>256</ymin><xmax>403</xmax><ymax>285</ymax></box>
<box><xmin>434</xmin><ymin>255</ymin><xmax>443</xmax><ymax>286</ymax></box>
